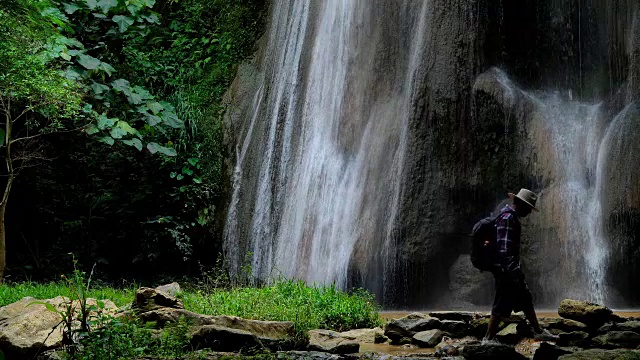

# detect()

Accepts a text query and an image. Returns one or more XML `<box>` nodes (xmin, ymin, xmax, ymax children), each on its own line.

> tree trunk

<box><xmin>0</xmin><ymin>103</ymin><xmax>13</xmax><ymax>284</ymax></box>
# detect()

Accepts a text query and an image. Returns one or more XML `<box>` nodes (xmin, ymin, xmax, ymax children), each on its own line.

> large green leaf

<box><xmin>132</xmin><ymin>86</ymin><xmax>153</xmax><ymax>101</ymax></box>
<box><xmin>112</xmin><ymin>15</ymin><xmax>134</xmax><ymax>32</ymax></box>
<box><xmin>99</xmin><ymin>136</ymin><xmax>115</xmax><ymax>145</ymax></box>
<box><xmin>147</xmin><ymin>142</ymin><xmax>177</xmax><ymax>157</ymax></box>
<box><xmin>86</xmin><ymin>0</ymin><xmax>98</xmax><ymax>10</ymax></box>
<box><xmin>147</xmin><ymin>101</ymin><xmax>164</xmax><ymax>114</ymax></box>
<box><xmin>161</xmin><ymin>110</ymin><xmax>183</xmax><ymax>128</ymax></box>
<box><xmin>84</xmin><ymin>124</ymin><xmax>100</xmax><ymax>135</ymax></box>
<box><xmin>77</xmin><ymin>54</ymin><xmax>101</xmax><ymax>70</ymax></box>
<box><xmin>116</xmin><ymin>121</ymin><xmax>136</xmax><ymax>135</ymax></box>
<box><xmin>111</xmin><ymin>79</ymin><xmax>131</xmax><ymax>93</ymax></box>
<box><xmin>143</xmin><ymin>113</ymin><xmax>161</xmax><ymax>126</ymax></box>
<box><xmin>97</xmin><ymin>62</ymin><xmax>116</xmax><ymax>76</ymax></box>
<box><xmin>90</xmin><ymin>82</ymin><xmax>109</xmax><ymax>95</ymax></box>
<box><xmin>97</xmin><ymin>115</ymin><xmax>118</xmax><ymax>130</ymax></box>
<box><xmin>62</xmin><ymin>2</ymin><xmax>81</xmax><ymax>14</ymax></box>
<box><xmin>97</xmin><ymin>0</ymin><xmax>117</xmax><ymax>13</ymax></box>
<box><xmin>144</xmin><ymin>0</ymin><xmax>155</xmax><ymax>7</ymax></box>
<box><xmin>109</xmin><ymin>127</ymin><xmax>126</xmax><ymax>139</ymax></box>
<box><xmin>123</xmin><ymin>138</ymin><xmax>143</xmax><ymax>151</ymax></box>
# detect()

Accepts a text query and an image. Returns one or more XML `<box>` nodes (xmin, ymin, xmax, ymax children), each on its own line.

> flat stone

<box><xmin>190</xmin><ymin>325</ymin><xmax>263</xmax><ymax>352</ymax></box>
<box><xmin>428</xmin><ymin>311</ymin><xmax>483</xmax><ymax>323</ymax></box>
<box><xmin>592</xmin><ymin>331</ymin><xmax>640</xmax><ymax>349</ymax></box>
<box><xmin>340</xmin><ymin>327</ymin><xmax>386</xmax><ymax>344</ymax></box>
<box><xmin>557</xmin><ymin>349</ymin><xmax>640</xmax><ymax>359</ymax></box>
<box><xmin>132</xmin><ymin>287</ymin><xmax>183</xmax><ymax>311</ymax></box>
<box><xmin>462</xmin><ymin>343</ymin><xmax>528</xmax><ymax>359</ymax></box>
<box><xmin>308</xmin><ymin>330</ymin><xmax>359</xmax><ymax>354</ymax></box>
<box><xmin>598</xmin><ymin>320</ymin><xmax>640</xmax><ymax>334</ymax></box>
<box><xmin>155</xmin><ymin>282</ymin><xmax>181</xmax><ymax>296</ymax></box>
<box><xmin>540</xmin><ymin>318</ymin><xmax>588</xmax><ymax>333</ymax></box>
<box><xmin>439</xmin><ymin>320</ymin><xmax>467</xmax><ymax>338</ymax></box>
<box><xmin>384</xmin><ymin>314</ymin><xmax>442</xmax><ymax>344</ymax></box>
<box><xmin>413</xmin><ymin>329</ymin><xmax>445</xmax><ymax>348</ymax></box>
<box><xmin>496</xmin><ymin>323</ymin><xmax>521</xmax><ymax>344</ymax></box>
<box><xmin>533</xmin><ymin>342</ymin><xmax>574</xmax><ymax>360</ymax></box>
<box><xmin>557</xmin><ymin>331</ymin><xmax>590</xmax><ymax>347</ymax></box>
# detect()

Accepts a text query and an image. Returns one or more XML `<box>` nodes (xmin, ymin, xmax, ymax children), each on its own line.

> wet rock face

<box><xmin>224</xmin><ymin>0</ymin><xmax>640</xmax><ymax>308</ymax></box>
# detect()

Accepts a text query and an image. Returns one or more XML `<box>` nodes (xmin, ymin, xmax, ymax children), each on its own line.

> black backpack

<box><xmin>470</xmin><ymin>209</ymin><xmax>513</xmax><ymax>271</ymax></box>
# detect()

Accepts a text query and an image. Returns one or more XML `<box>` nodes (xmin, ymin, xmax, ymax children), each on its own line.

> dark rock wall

<box><xmin>223</xmin><ymin>0</ymin><xmax>640</xmax><ymax>308</ymax></box>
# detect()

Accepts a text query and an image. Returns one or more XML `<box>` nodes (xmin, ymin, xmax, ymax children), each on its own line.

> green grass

<box><xmin>1</xmin><ymin>279</ymin><xmax>383</xmax><ymax>336</ymax></box>
<box><xmin>0</xmin><ymin>282</ymin><xmax>135</xmax><ymax>307</ymax></box>
<box><xmin>181</xmin><ymin>279</ymin><xmax>384</xmax><ymax>335</ymax></box>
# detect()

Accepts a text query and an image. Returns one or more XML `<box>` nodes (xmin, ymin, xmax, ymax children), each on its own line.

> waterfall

<box><xmin>530</xmin><ymin>93</ymin><xmax>609</xmax><ymax>304</ymax></box>
<box><xmin>224</xmin><ymin>1</ymin><xmax>430</xmax><ymax>292</ymax></box>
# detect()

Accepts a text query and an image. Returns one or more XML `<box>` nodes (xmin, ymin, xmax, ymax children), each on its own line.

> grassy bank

<box><xmin>0</xmin><ymin>279</ymin><xmax>383</xmax><ymax>334</ymax></box>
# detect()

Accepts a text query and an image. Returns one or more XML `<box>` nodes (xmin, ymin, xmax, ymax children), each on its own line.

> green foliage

<box><xmin>76</xmin><ymin>316</ymin><xmax>199</xmax><ymax>360</ymax></box>
<box><xmin>0</xmin><ymin>282</ymin><xmax>134</xmax><ymax>307</ymax></box>
<box><xmin>182</xmin><ymin>279</ymin><xmax>384</xmax><ymax>336</ymax></box>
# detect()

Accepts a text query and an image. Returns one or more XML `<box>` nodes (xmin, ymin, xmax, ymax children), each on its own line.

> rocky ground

<box><xmin>1</xmin><ymin>284</ymin><xmax>640</xmax><ymax>359</ymax></box>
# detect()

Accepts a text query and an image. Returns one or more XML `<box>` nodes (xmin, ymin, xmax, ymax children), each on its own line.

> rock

<box><xmin>557</xmin><ymin>331</ymin><xmax>590</xmax><ymax>347</ymax></box>
<box><xmin>190</xmin><ymin>325</ymin><xmax>263</xmax><ymax>352</ymax></box>
<box><xmin>339</xmin><ymin>327</ymin><xmax>386</xmax><ymax>344</ymax></box>
<box><xmin>435</xmin><ymin>336</ymin><xmax>479</xmax><ymax>357</ymax></box>
<box><xmin>384</xmin><ymin>313</ymin><xmax>441</xmax><ymax>344</ymax></box>
<box><xmin>275</xmin><ymin>351</ymin><xmax>359</xmax><ymax>360</ymax></box>
<box><xmin>428</xmin><ymin>311</ymin><xmax>483</xmax><ymax>323</ymax></box>
<box><xmin>533</xmin><ymin>342</ymin><xmax>574</xmax><ymax>360</ymax></box>
<box><xmin>469</xmin><ymin>317</ymin><xmax>491</xmax><ymax>338</ymax></box>
<box><xmin>413</xmin><ymin>329</ymin><xmax>445</xmax><ymax>348</ymax></box>
<box><xmin>440</xmin><ymin>320</ymin><xmax>467</xmax><ymax>338</ymax></box>
<box><xmin>598</xmin><ymin>320</ymin><xmax>640</xmax><ymax>334</ymax></box>
<box><xmin>0</xmin><ymin>296</ymin><xmax>118</xmax><ymax>358</ymax></box>
<box><xmin>592</xmin><ymin>331</ymin><xmax>640</xmax><ymax>349</ymax></box>
<box><xmin>155</xmin><ymin>282</ymin><xmax>181</xmax><ymax>296</ymax></box>
<box><xmin>557</xmin><ymin>349</ymin><xmax>640</xmax><ymax>359</ymax></box>
<box><xmin>496</xmin><ymin>323</ymin><xmax>521</xmax><ymax>344</ymax></box>
<box><xmin>307</xmin><ymin>330</ymin><xmax>359</xmax><ymax>354</ymax></box>
<box><xmin>135</xmin><ymin>307</ymin><xmax>211</xmax><ymax>328</ymax></box>
<box><xmin>558</xmin><ymin>300</ymin><xmax>614</xmax><ymax>328</ymax></box>
<box><xmin>540</xmin><ymin>318</ymin><xmax>588</xmax><ymax>333</ymax></box>
<box><xmin>132</xmin><ymin>287</ymin><xmax>183</xmax><ymax>312</ymax></box>
<box><xmin>461</xmin><ymin>343</ymin><xmax>528</xmax><ymax>359</ymax></box>
<box><xmin>207</xmin><ymin>315</ymin><xmax>297</xmax><ymax>350</ymax></box>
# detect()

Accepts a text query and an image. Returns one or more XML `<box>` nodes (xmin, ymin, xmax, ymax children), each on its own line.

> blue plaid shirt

<box><xmin>496</xmin><ymin>205</ymin><xmax>521</xmax><ymax>273</ymax></box>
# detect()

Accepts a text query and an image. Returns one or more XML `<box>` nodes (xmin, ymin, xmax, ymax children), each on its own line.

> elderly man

<box><xmin>484</xmin><ymin>188</ymin><xmax>557</xmax><ymax>342</ymax></box>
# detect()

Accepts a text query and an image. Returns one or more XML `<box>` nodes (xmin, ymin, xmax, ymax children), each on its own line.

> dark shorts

<box><xmin>491</xmin><ymin>271</ymin><xmax>534</xmax><ymax>317</ymax></box>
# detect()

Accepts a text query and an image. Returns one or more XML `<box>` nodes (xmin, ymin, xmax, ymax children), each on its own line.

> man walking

<box><xmin>484</xmin><ymin>188</ymin><xmax>557</xmax><ymax>342</ymax></box>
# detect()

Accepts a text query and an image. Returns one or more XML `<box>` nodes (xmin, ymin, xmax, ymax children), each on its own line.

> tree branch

<box><xmin>10</xmin><ymin>126</ymin><xmax>87</xmax><ymax>144</ymax></box>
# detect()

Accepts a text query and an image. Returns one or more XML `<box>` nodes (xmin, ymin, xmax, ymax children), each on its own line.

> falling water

<box><xmin>531</xmin><ymin>94</ymin><xmax>608</xmax><ymax>304</ymax></box>
<box><xmin>224</xmin><ymin>1</ymin><xmax>430</xmax><ymax>291</ymax></box>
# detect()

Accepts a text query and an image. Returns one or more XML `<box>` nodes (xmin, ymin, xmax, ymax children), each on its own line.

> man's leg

<box><xmin>484</xmin><ymin>313</ymin><xmax>502</xmax><ymax>340</ymax></box>
<box><xmin>523</xmin><ymin>305</ymin><xmax>542</xmax><ymax>333</ymax></box>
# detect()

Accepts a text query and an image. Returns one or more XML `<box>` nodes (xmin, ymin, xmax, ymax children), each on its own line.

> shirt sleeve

<box><xmin>495</xmin><ymin>213</ymin><xmax>521</xmax><ymax>273</ymax></box>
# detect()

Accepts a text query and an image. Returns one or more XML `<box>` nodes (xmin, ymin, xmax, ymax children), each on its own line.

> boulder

<box><xmin>428</xmin><ymin>311</ymin><xmax>483</xmax><ymax>323</ymax></box>
<box><xmin>440</xmin><ymin>320</ymin><xmax>468</xmax><ymax>338</ymax></box>
<box><xmin>557</xmin><ymin>349</ymin><xmax>640</xmax><ymax>359</ymax></box>
<box><xmin>155</xmin><ymin>282</ymin><xmax>181</xmax><ymax>296</ymax></box>
<box><xmin>132</xmin><ymin>287</ymin><xmax>183</xmax><ymax>312</ymax></box>
<box><xmin>435</xmin><ymin>336</ymin><xmax>479</xmax><ymax>357</ymax></box>
<box><xmin>135</xmin><ymin>307</ymin><xmax>211</xmax><ymax>328</ymax></box>
<box><xmin>0</xmin><ymin>296</ymin><xmax>117</xmax><ymax>358</ymax></box>
<box><xmin>469</xmin><ymin>317</ymin><xmax>491</xmax><ymax>338</ymax></box>
<box><xmin>540</xmin><ymin>318</ymin><xmax>588</xmax><ymax>333</ymax></box>
<box><xmin>413</xmin><ymin>329</ymin><xmax>445</xmax><ymax>348</ymax></box>
<box><xmin>592</xmin><ymin>331</ymin><xmax>640</xmax><ymax>349</ymax></box>
<box><xmin>461</xmin><ymin>343</ymin><xmax>528</xmax><ymax>359</ymax></box>
<box><xmin>339</xmin><ymin>327</ymin><xmax>386</xmax><ymax>344</ymax></box>
<box><xmin>206</xmin><ymin>315</ymin><xmax>297</xmax><ymax>350</ymax></box>
<box><xmin>598</xmin><ymin>320</ymin><xmax>640</xmax><ymax>334</ymax></box>
<box><xmin>496</xmin><ymin>323</ymin><xmax>520</xmax><ymax>344</ymax></box>
<box><xmin>307</xmin><ymin>330</ymin><xmax>359</xmax><ymax>354</ymax></box>
<box><xmin>557</xmin><ymin>331</ymin><xmax>590</xmax><ymax>347</ymax></box>
<box><xmin>384</xmin><ymin>313</ymin><xmax>441</xmax><ymax>344</ymax></box>
<box><xmin>558</xmin><ymin>300</ymin><xmax>613</xmax><ymax>328</ymax></box>
<box><xmin>190</xmin><ymin>325</ymin><xmax>263</xmax><ymax>353</ymax></box>
<box><xmin>533</xmin><ymin>342</ymin><xmax>574</xmax><ymax>360</ymax></box>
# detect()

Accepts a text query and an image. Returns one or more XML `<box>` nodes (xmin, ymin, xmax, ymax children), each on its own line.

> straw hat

<box><xmin>508</xmin><ymin>188</ymin><xmax>539</xmax><ymax>211</ymax></box>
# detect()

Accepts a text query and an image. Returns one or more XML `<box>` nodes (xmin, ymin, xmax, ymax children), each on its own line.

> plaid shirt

<box><xmin>496</xmin><ymin>205</ymin><xmax>521</xmax><ymax>273</ymax></box>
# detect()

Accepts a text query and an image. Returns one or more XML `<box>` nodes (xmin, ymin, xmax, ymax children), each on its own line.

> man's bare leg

<box><xmin>484</xmin><ymin>314</ymin><xmax>502</xmax><ymax>340</ymax></box>
<box><xmin>523</xmin><ymin>306</ymin><xmax>542</xmax><ymax>333</ymax></box>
